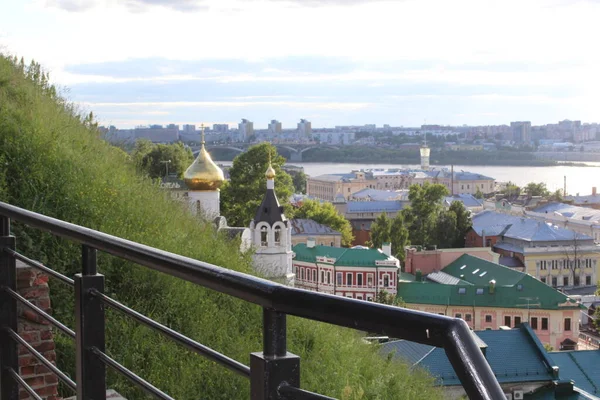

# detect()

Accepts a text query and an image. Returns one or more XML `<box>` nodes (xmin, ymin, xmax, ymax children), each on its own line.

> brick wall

<box><xmin>16</xmin><ymin>260</ymin><xmax>60</xmax><ymax>400</ymax></box>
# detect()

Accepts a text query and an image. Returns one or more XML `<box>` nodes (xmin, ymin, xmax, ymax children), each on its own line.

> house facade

<box><xmin>398</xmin><ymin>254</ymin><xmax>583</xmax><ymax>349</ymax></box>
<box><xmin>292</xmin><ymin>242</ymin><xmax>399</xmax><ymax>301</ymax></box>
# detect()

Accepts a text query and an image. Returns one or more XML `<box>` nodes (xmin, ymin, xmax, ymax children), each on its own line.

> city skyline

<box><xmin>1</xmin><ymin>0</ymin><xmax>599</xmax><ymax>128</ymax></box>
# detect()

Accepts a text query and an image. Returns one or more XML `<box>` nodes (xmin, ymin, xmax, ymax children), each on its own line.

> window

<box><xmin>552</xmin><ymin>277</ymin><xmax>557</xmax><ymax>287</ymax></box>
<box><xmin>330</xmin><ymin>242</ymin><xmax>334</xmax><ymax>246</ymax></box>
<box><xmin>542</xmin><ymin>318</ymin><xmax>548</xmax><ymax>330</ymax></box>
<box><xmin>346</xmin><ymin>273</ymin><xmax>353</xmax><ymax>286</ymax></box>
<box><xmin>347</xmin><ymin>188</ymin><xmax>351</xmax><ymax>193</ymax></box>
<box><xmin>367</xmin><ymin>274</ymin><xmax>373</xmax><ymax>287</ymax></box>
<box><xmin>295</xmin><ymin>266</ymin><xmax>298</xmax><ymax>277</ymax></box>
<box><xmin>574</xmin><ymin>275</ymin><xmax>580</xmax><ymax>286</ymax></box>
<box><xmin>455</xmin><ymin>313</ymin><xmax>462</xmax><ymax>319</ymax></box>
<box><xmin>565</xmin><ymin>318</ymin><xmax>571</xmax><ymax>331</ymax></box>
<box><xmin>485</xmin><ymin>315</ymin><xmax>492</xmax><ymax>323</ymax></box>
<box><xmin>260</xmin><ymin>226</ymin><xmax>268</xmax><ymax>247</ymax></box>
<box><xmin>504</xmin><ymin>316</ymin><xmax>511</xmax><ymax>327</ymax></box>
<box><xmin>531</xmin><ymin>317</ymin><xmax>538</xmax><ymax>330</ymax></box>
<box><xmin>336</xmin><ymin>272</ymin><xmax>342</xmax><ymax>285</ymax></box>
<box><xmin>312</xmin><ymin>270</ymin><xmax>317</xmax><ymax>282</ymax></box>
<box><xmin>586</xmin><ymin>276</ymin><xmax>592</xmax><ymax>285</ymax></box>
<box><xmin>458</xmin><ymin>288</ymin><xmax>466</xmax><ymax>294</ymax></box>
<box><xmin>476</xmin><ymin>288</ymin><xmax>484</xmax><ymax>295</ymax></box>
<box><xmin>514</xmin><ymin>316</ymin><xmax>521</xmax><ymax>326</ymax></box>
<box><xmin>465</xmin><ymin>314</ymin><xmax>472</xmax><ymax>322</ymax></box>
<box><xmin>357</xmin><ymin>273</ymin><xmax>363</xmax><ymax>287</ymax></box>
<box><xmin>461</xmin><ymin>185</ymin><xmax>464</xmax><ymax>190</ymax></box>
<box><xmin>367</xmin><ymin>296</ymin><xmax>373</xmax><ymax>301</ymax></box>
<box><xmin>540</xmin><ymin>261</ymin><xmax>547</xmax><ymax>270</ymax></box>
<box><xmin>541</xmin><ymin>276</ymin><xmax>547</xmax><ymax>284</ymax></box>
<box><xmin>300</xmin><ymin>268</ymin><xmax>305</xmax><ymax>280</ymax></box>
<box><xmin>517</xmin><ymin>284</ymin><xmax>523</xmax><ymax>291</ymax></box>
<box><xmin>383</xmin><ymin>275</ymin><xmax>389</xmax><ymax>287</ymax></box>
<box><xmin>563</xmin><ymin>276</ymin><xmax>569</xmax><ymax>286</ymax></box>
<box><xmin>321</xmin><ymin>270</ymin><xmax>325</xmax><ymax>283</ymax></box>
<box><xmin>274</xmin><ymin>227</ymin><xmax>281</xmax><ymax>246</ymax></box>
<box><xmin>327</xmin><ymin>272</ymin><xmax>331</xmax><ymax>284</ymax></box>
<box><xmin>356</xmin><ymin>295</ymin><xmax>363</xmax><ymax>300</ymax></box>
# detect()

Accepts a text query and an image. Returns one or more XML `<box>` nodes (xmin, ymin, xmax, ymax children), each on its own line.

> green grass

<box><xmin>0</xmin><ymin>55</ymin><xmax>442</xmax><ymax>399</ymax></box>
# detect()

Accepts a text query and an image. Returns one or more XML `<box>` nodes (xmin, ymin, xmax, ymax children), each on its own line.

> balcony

<box><xmin>0</xmin><ymin>201</ymin><xmax>504</xmax><ymax>399</ymax></box>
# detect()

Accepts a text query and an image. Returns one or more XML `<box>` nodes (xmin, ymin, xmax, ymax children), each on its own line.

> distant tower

<box><xmin>420</xmin><ymin>131</ymin><xmax>430</xmax><ymax>170</ymax></box>
<box><xmin>183</xmin><ymin>124</ymin><xmax>225</xmax><ymax>219</ymax></box>
<box><xmin>249</xmin><ymin>156</ymin><xmax>294</xmax><ymax>286</ymax></box>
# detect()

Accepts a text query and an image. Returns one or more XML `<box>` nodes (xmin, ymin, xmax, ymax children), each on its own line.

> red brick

<box><xmin>18</xmin><ymin>355</ymin><xmax>39</xmax><ymax>367</ymax></box>
<box><xmin>18</xmin><ymin>344</ymin><xmax>29</xmax><ymax>355</ymax></box>
<box><xmin>21</xmin><ymin>287</ymin><xmax>49</xmax><ymax>300</ymax></box>
<box><xmin>35</xmin><ymin>298</ymin><xmax>51</xmax><ymax>311</ymax></box>
<box><xmin>19</xmin><ymin>389</ymin><xmax>30</xmax><ymax>399</ymax></box>
<box><xmin>40</xmin><ymin>329</ymin><xmax>53</xmax><ymax>341</ymax></box>
<box><xmin>36</xmin><ymin>364</ymin><xmax>55</xmax><ymax>375</ymax></box>
<box><xmin>33</xmin><ymin>275</ymin><xmax>49</xmax><ymax>285</ymax></box>
<box><xmin>20</xmin><ymin>366</ymin><xmax>35</xmax><ymax>377</ymax></box>
<box><xmin>35</xmin><ymin>384</ymin><xmax>58</xmax><ymax>396</ymax></box>
<box><xmin>45</xmin><ymin>352</ymin><xmax>56</xmax><ymax>362</ymax></box>
<box><xmin>19</xmin><ymin>331</ymin><xmax>40</xmax><ymax>343</ymax></box>
<box><xmin>44</xmin><ymin>374</ymin><xmax>58</xmax><ymax>385</ymax></box>
<box><xmin>24</xmin><ymin>375</ymin><xmax>44</xmax><ymax>389</ymax></box>
<box><xmin>35</xmin><ymin>341</ymin><xmax>55</xmax><ymax>353</ymax></box>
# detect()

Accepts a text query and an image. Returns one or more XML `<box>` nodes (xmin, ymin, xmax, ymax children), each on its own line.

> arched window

<box><xmin>274</xmin><ymin>226</ymin><xmax>281</xmax><ymax>246</ymax></box>
<box><xmin>260</xmin><ymin>226</ymin><xmax>268</xmax><ymax>247</ymax></box>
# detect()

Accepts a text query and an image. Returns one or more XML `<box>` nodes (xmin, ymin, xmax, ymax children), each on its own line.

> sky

<box><xmin>1</xmin><ymin>0</ymin><xmax>599</xmax><ymax>129</ymax></box>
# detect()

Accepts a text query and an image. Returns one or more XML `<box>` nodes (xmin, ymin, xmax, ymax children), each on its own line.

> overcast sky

<box><xmin>1</xmin><ymin>0</ymin><xmax>598</xmax><ymax>128</ymax></box>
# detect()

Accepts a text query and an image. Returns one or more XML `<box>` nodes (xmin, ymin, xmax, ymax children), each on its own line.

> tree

<box><xmin>433</xmin><ymin>210</ymin><xmax>458</xmax><ymax>249</ymax></box>
<box><xmin>562</xmin><ymin>233</ymin><xmax>584</xmax><ymax>286</ymax></box>
<box><xmin>294</xmin><ymin>199</ymin><xmax>354</xmax><ymax>246</ymax></box>
<box><xmin>501</xmin><ymin>181</ymin><xmax>521</xmax><ymax>197</ymax></box>
<box><xmin>288</xmin><ymin>169</ymin><xmax>307</xmax><ymax>194</ymax></box>
<box><xmin>369</xmin><ymin>213</ymin><xmax>391</xmax><ymax>250</ymax></box>
<box><xmin>131</xmin><ymin>139</ymin><xmax>194</xmax><ymax>179</ymax></box>
<box><xmin>402</xmin><ymin>182</ymin><xmax>449</xmax><ymax>246</ymax></box>
<box><xmin>449</xmin><ymin>201</ymin><xmax>472</xmax><ymax>247</ymax></box>
<box><xmin>375</xmin><ymin>290</ymin><xmax>406</xmax><ymax>307</ymax></box>
<box><xmin>220</xmin><ymin>143</ymin><xmax>295</xmax><ymax>227</ymax></box>
<box><xmin>524</xmin><ymin>182</ymin><xmax>550</xmax><ymax>197</ymax></box>
<box><xmin>390</xmin><ymin>213</ymin><xmax>410</xmax><ymax>261</ymax></box>
<box><xmin>474</xmin><ymin>187</ymin><xmax>484</xmax><ymax>199</ymax></box>
<box><xmin>550</xmin><ymin>189</ymin><xmax>563</xmax><ymax>202</ymax></box>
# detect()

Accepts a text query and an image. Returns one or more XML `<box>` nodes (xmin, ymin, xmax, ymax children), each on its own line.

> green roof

<box><xmin>550</xmin><ymin>351</ymin><xmax>600</xmax><ymax>396</ymax></box>
<box><xmin>292</xmin><ymin>243</ymin><xmax>398</xmax><ymax>268</ymax></box>
<box><xmin>398</xmin><ymin>254</ymin><xmax>581</xmax><ymax>310</ymax></box>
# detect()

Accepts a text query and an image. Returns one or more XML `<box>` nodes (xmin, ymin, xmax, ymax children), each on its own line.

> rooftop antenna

<box><xmin>200</xmin><ymin>123</ymin><xmax>205</xmax><ymax>146</ymax></box>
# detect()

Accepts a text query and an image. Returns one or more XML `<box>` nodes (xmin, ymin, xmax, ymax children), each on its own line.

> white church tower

<box><xmin>249</xmin><ymin>159</ymin><xmax>294</xmax><ymax>286</ymax></box>
<box><xmin>420</xmin><ymin>131</ymin><xmax>430</xmax><ymax>171</ymax></box>
<box><xmin>183</xmin><ymin>124</ymin><xmax>225</xmax><ymax>219</ymax></box>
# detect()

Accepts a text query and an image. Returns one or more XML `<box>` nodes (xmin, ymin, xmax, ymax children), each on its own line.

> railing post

<box><xmin>251</xmin><ymin>308</ymin><xmax>300</xmax><ymax>400</ymax></box>
<box><xmin>75</xmin><ymin>245</ymin><xmax>106</xmax><ymax>400</ymax></box>
<box><xmin>0</xmin><ymin>216</ymin><xmax>18</xmax><ymax>400</ymax></box>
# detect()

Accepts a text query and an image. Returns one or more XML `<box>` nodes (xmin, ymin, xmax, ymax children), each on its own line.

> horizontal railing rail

<box><xmin>0</xmin><ymin>201</ymin><xmax>505</xmax><ymax>400</ymax></box>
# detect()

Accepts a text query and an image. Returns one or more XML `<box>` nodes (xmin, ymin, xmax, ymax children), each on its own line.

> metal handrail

<box><xmin>0</xmin><ymin>201</ymin><xmax>505</xmax><ymax>399</ymax></box>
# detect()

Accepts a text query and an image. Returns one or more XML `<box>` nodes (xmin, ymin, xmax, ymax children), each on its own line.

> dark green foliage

<box><xmin>402</xmin><ymin>183</ymin><xmax>449</xmax><ymax>247</ymax></box>
<box><xmin>221</xmin><ymin>143</ymin><xmax>295</xmax><ymax>227</ymax></box>
<box><xmin>131</xmin><ymin>139</ymin><xmax>194</xmax><ymax>179</ymax></box>
<box><xmin>433</xmin><ymin>210</ymin><xmax>458</xmax><ymax>249</ymax></box>
<box><xmin>294</xmin><ymin>199</ymin><xmax>354</xmax><ymax>246</ymax></box>
<box><xmin>368</xmin><ymin>213</ymin><xmax>391</xmax><ymax>250</ymax></box>
<box><xmin>288</xmin><ymin>169</ymin><xmax>307</xmax><ymax>194</ymax></box>
<box><xmin>449</xmin><ymin>201</ymin><xmax>472</xmax><ymax>248</ymax></box>
<box><xmin>524</xmin><ymin>182</ymin><xmax>550</xmax><ymax>197</ymax></box>
<box><xmin>0</xmin><ymin>55</ymin><xmax>441</xmax><ymax>399</ymax></box>
<box><xmin>368</xmin><ymin>213</ymin><xmax>410</xmax><ymax>260</ymax></box>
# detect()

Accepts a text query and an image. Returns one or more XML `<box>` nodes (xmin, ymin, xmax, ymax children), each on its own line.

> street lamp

<box><xmin>160</xmin><ymin>160</ymin><xmax>172</xmax><ymax>178</ymax></box>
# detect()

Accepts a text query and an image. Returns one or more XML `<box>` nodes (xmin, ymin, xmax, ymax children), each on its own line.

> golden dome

<box><xmin>265</xmin><ymin>163</ymin><xmax>276</xmax><ymax>180</ymax></box>
<box><xmin>184</xmin><ymin>145</ymin><xmax>225</xmax><ymax>191</ymax></box>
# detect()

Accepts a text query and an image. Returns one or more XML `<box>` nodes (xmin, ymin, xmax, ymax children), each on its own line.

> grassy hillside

<box><xmin>0</xmin><ymin>55</ymin><xmax>441</xmax><ymax>399</ymax></box>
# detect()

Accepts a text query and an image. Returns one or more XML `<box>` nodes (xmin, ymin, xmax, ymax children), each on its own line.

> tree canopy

<box><xmin>131</xmin><ymin>139</ymin><xmax>194</xmax><ymax>179</ymax></box>
<box><xmin>367</xmin><ymin>212</ymin><xmax>410</xmax><ymax>260</ymax></box>
<box><xmin>449</xmin><ymin>201</ymin><xmax>472</xmax><ymax>248</ymax></box>
<box><xmin>294</xmin><ymin>199</ymin><xmax>354</xmax><ymax>246</ymax></box>
<box><xmin>402</xmin><ymin>183</ymin><xmax>449</xmax><ymax>247</ymax></box>
<box><xmin>220</xmin><ymin>143</ymin><xmax>295</xmax><ymax>227</ymax></box>
<box><xmin>524</xmin><ymin>182</ymin><xmax>550</xmax><ymax>197</ymax></box>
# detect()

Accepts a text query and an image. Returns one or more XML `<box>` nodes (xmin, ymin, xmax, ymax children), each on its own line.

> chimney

<box><xmin>382</xmin><ymin>242</ymin><xmax>392</xmax><ymax>257</ymax></box>
<box><xmin>593</xmin><ymin>187</ymin><xmax>597</xmax><ymax>196</ymax></box>
<box><xmin>307</xmin><ymin>237</ymin><xmax>316</xmax><ymax>248</ymax></box>
<box><xmin>489</xmin><ymin>279</ymin><xmax>496</xmax><ymax>294</ymax></box>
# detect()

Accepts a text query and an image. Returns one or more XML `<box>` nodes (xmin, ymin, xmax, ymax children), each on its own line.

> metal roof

<box><xmin>351</xmin><ymin>188</ymin><xmax>408</xmax><ymax>201</ymax></box>
<box><xmin>532</xmin><ymin>202</ymin><xmax>600</xmax><ymax>224</ymax></box>
<box><xmin>381</xmin><ymin>324</ymin><xmax>555</xmax><ymax>386</ymax></box>
<box><xmin>426</xmin><ymin>271</ymin><xmax>471</xmax><ymax>286</ymax></box>
<box><xmin>290</xmin><ymin>219</ymin><xmax>341</xmax><ymax>237</ymax></box>
<box><xmin>550</xmin><ymin>351</ymin><xmax>600</xmax><ymax>396</ymax></box>
<box><xmin>293</xmin><ymin>243</ymin><xmax>399</xmax><ymax>268</ymax></box>
<box><xmin>444</xmin><ymin>194</ymin><xmax>483</xmax><ymax>208</ymax></box>
<box><xmin>346</xmin><ymin>201</ymin><xmax>407</xmax><ymax>213</ymax></box>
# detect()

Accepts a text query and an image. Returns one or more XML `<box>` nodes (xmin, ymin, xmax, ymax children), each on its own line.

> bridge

<box><xmin>192</xmin><ymin>143</ymin><xmax>340</xmax><ymax>162</ymax></box>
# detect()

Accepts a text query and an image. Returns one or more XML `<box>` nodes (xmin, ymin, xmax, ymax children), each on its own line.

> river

<box><xmin>220</xmin><ymin>161</ymin><xmax>600</xmax><ymax>196</ymax></box>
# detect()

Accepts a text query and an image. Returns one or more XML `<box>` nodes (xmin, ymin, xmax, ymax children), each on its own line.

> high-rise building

<box><xmin>268</xmin><ymin>120</ymin><xmax>282</xmax><ymax>134</ymax></box>
<box><xmin>298</xmin><ymin>119</ymin><xmax>312</xmax><ymax>137</ymax></box>
<box><xmin>510</xmin><ymin>121</ymin><xmax>531</xmax><ymax>143</ymax></box>
<box><xmin>238</xmin><ymin>119</ymin><xmax>254</xmax><ymax>139</ymax></box>
<box><xmin>182</xmin><ymin>124</ymin><xmax>196</xmax><ymax>133</ymax></box>
<box><xmin>213</xmin><ymin>124</ymin><xmax>229</xmax><ymax>133</ymax></box>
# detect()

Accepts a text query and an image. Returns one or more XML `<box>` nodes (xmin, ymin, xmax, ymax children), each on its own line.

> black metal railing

<box><xmin>0</xmin><ymin>201</ymin><xmax>505</xmax><ymax>400</ymax></box>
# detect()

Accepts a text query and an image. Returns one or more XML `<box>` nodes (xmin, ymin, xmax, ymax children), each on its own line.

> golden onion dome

<box><xmin>184</xmin><ymin>145</ymin><xmax>225</xmax><ymax>191</ymax></box>
<box><xmin>265</xmin><ymin>163</ymin><xmax>276</xmax><ymax>180</ymax></box>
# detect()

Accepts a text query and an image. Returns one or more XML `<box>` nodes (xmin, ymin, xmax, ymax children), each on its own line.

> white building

<box><xmin>298</xmin><ymin>119</ymin><xmax>312</xmax><ymax>137</ymax></box>
<box><xmin>238</xmin><ymin>119</ymin><xmax>254</xmax><ymax>140</ymax></box>
<box><xmin>268</xmin><ymin>120</ymin><xmax>282</xmax><ymax>134</ymax></box>
<box><xmin>249</xmin><ymin>163</ymin><xmax>295</xmax><ymax>285</ymax></box>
